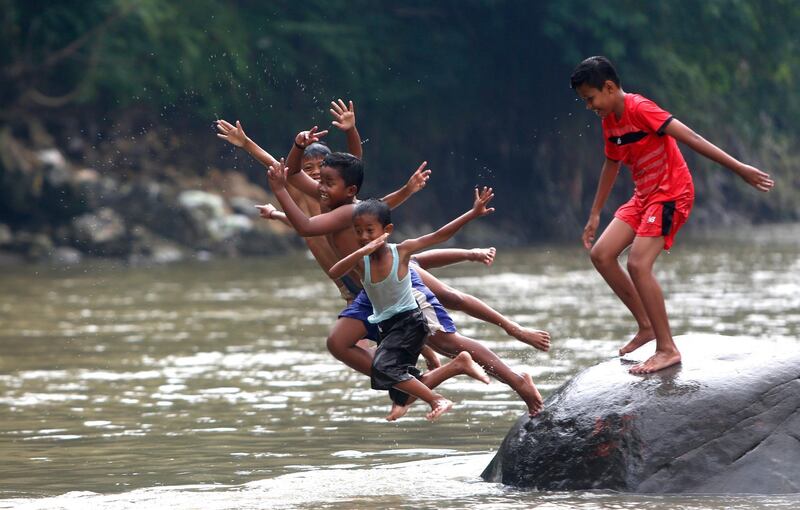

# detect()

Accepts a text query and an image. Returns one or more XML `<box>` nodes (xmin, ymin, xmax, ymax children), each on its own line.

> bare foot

<box><xmin>426</xmin><ymin>398</ymin><xmax>453</xmax><ymax>421</ymax></box>
<box><xmin>386</xmin><ymin>403</ymin><xmax>411</xmax><ymax>421</ymax></box>
<box><xmin>453</xmin><ymin>351</ymin><xmax>491</xmax><ymax>384</ymax></box>
<box><xmin>618</xmin><ymin>327</ymin><xmax>655</xmax><ymax>356</ymax></box>
<box><xmin>472</xmin><ymin>247</ymin><xmax>496</xmax><ymax>266</ymax></box>
<box><xmin>516</xmin><ymin>372</ymin><xmax>544</xmax><ymax>416</ymax></box>
<box><xmin>507</xmin><ymin>322</ymin><xmax>551</xmax><ymax>352</ymax></box>
<box><xmin>629</xmin><ymin>350</ymin><xmax>681</xmax><ymax>374</ymax></box>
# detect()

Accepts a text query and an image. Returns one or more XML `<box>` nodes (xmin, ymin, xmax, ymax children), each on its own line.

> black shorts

<box><xmin>371</xmin><ymin>308</ymin><xmax>427</xmax><ymax>397</ymax></box>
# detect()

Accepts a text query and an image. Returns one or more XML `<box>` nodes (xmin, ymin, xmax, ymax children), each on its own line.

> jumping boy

<box><xmin>326</xmin><ymin>191</ymin><xmax>496</xmax><ymax>420</ymax></box>
<box><xmin>218</xmin><ymin>100</ymin><xmax>363</xmax><ymax>302</ymax></box>
<box><xmin>570</xmin><ymin>56</ymin><xmax>774</xmax><ymax>374</ymax></box>
<box><xmin>265</xmin><ymin>154</ymin><xmax>544</xmax><ymax>416</ymax></box>
<box><xmin>217</xmin><ymin>105</ymin><xmax>550</xmax><ymax>353</ymax></box>
<box><xmin>215</xmin><ymin>111</ymin><xmax>547</xmax><ymax>414</ymax></box>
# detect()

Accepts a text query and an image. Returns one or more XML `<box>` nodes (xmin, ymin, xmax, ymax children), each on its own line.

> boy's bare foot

<box><xmin>426</xmin><ymin>398</ymin><xmax>453</xmax><ymax>421</ymax></box>
<box><xmin>507</xmin><ymin>322</ymin><xmax>551</xmax><ymax>352</ymax></box>
<box><xmin>452</xmin><ymin>351</ymin><xmax>491</xmax><ymax>384</ymax></box>
<box><xmin>618</xmin><ymin>327</ymin><xmax>655</xmax><ymax>356</ymax></box>
<box><xmin>629</xmin><ymin>349</ymin><xmax>681</xmax><ymax>374</ymax></box>
<box><xmin>516</xmin><ymin>372</ymin><xmax>544</xmax><ymax>416</ymax></box>
<box><xmin>386</xmin><ymin>403</ymin><xmax>411</xmax><ymax>421</ymax></box>
<box><xmin>472</xmin><ymin>247</ymin><xmax>496</xmax><ymax>266</ymax></box>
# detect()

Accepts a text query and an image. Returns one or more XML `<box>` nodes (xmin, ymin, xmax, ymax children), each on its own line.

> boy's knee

<box><xmin>589</xmin><ymin>245</ymin><xmax>613</xmax><ymax>268</ymax></box>
<box><xmin>326</xmin><ymin>334</ymin><xmax>345</xmax><ymax>356</ymax></box>
<box><xmin>626</xmin><ymin>256</ymin><xmax>650</xmax><ymax>278</ymax></box>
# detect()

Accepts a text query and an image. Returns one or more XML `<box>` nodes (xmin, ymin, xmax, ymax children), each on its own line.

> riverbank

<box><xmin>0</xmin><ymin>125</ymin><xmax>301</xmax><ymax>266</ymax></box>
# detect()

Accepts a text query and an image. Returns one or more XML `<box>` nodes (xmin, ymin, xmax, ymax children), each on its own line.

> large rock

<box><xmin>482</xmin><ymin>335</ymin><xmax>800</xmax><ymax>494</ymax></box>
<box><xmin>70</xmin><ymin>207</ymin><xmax>128</xmax><ymax>256</ymax></box>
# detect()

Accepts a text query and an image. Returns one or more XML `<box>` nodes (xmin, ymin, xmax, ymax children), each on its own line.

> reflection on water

<box><xmin>0</xmin><ymin>242</ymin><xmax>798</xmax><ymax>509</ymax></box>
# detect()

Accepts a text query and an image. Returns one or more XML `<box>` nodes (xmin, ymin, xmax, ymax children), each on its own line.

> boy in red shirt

<box><xmin>571</xmin><ymin>56</ymin><xmax>774</xmax><ymax>374</ymax></box>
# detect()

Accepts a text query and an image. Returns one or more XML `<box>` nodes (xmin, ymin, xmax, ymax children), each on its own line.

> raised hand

<box><xmin>255</xmin><ymin>203</ymin><xmax>279</xmax><ymax>220</ymax></box>
<box><xmin>737</xmin><ymin>164</ymin><xmax>774</xmax><ymax>192</ymax></box>
<box><xmin>406</xmin><ymin>161</ymin><xmax>432</xmax><ymax>193</ymax></box>
<box><xmin>267</xmin><ymin>158</ymin><xmax>289</xmax><ymax>190</ymax></box>
<box><xmin>471</xmin><ymin>186</ymin><xmax>495</xmax><ymax>217</ymax></box>
<box><xmin>582</xmin><ymin>214</ymin><xmax>600</xmax><ymax>249</ymax></box>
<box><xmin>330</xmin><ymin>99</ymin><xmax>356</xmax><ymax>131</ymax></box>
<box><xmin>294</xmin><ymin>126</ymin><xmax>329</xmax><ymax>149</ymax></box>
<box><xmin>216</xmin><ymin>119</ymin><xmax>248</xmax><ymax>147</ymax></box>
<box><xmin>471</xmin><ymin>247</ymin><xmax>497</xmax><ymax>266</ymax></box>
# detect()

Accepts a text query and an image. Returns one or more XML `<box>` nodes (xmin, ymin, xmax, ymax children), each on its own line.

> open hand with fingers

<box><xmin>295</xmin><ymin>126</ymin><xmax>329</xmax><ymax>149</ymax></box>
<box><xmin>255</xmin><ymin>203</ymin><xmax>279</xmax><ymax>220</ymax></box>
<box><xmin>406</xmin><ymin>162</ymin><xmax>432</xmax><ymax>194</ymax></box>
<box><xmin>216</xmin><ymin>119</ymin><xmax>248</xmax><ymax>147</ymax></box>
<box><xmin>582</xmin><ymin>214</ymin><xmax>600</xmax><ymax>249</ymax></box>
<box><xmin>737</xmin><ymin>164</ymin><xmax>774</xmax><ymax>192</ymax></box>
<box><xmin>471</xmin><ymin>186</ymin><xmax>495</xmax><ymax>217</ymax></box>
<box><xmin>267</xmin><ymin>158</ymin><xmax>289</xmax><ymax>190</ymax></box>
<box><xmin>330</xmin><ymin>99</ymin><xmax>356</xmax><ymax>131</ymax></box>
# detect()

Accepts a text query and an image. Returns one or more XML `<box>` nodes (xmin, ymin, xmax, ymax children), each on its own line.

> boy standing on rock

<box><xmin>571</xmin><ymin>56</ymin><xmax>773</xmax><ymax>374</ymax></box>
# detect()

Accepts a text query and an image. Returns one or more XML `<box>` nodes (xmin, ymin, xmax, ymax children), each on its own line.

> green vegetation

<box><xmin>2</xmin><ymin>0</ymin><xmax>797</xmax><ymax>240</ymax></box>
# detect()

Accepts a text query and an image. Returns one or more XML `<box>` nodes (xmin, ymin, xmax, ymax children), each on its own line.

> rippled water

<box><xmin>1</xmin><ymin>240</ymin><xmax>798</xmax><ymax>509</ymax></box>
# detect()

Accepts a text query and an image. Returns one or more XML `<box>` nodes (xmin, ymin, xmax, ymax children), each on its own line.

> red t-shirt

<box><xmin>603</xmin><ymin>93</ymin><xmax>693</xmax><ymax>203</ymax></box>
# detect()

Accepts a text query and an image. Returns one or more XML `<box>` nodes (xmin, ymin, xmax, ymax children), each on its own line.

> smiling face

<box><xmin>353</xmin><ymin>213</ymin><xmax>392</xmax><ymax>247</ymax></box>
<box><xmin>302</xmin><ymin>155</ymin><xmax>324</xmax><ymax>181</ymax></box>
<box><xmin>318</xmin><ymin>165</ymin><xmax>356</xmax><ymax>208</ymax></box>
<box><xmin>575</xmin><ymin>81</ymin><xmax>622</xmax><ymax>119</ymax></box>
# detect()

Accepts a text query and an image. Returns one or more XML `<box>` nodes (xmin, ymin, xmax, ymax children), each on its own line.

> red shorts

<box><xmin>614</xmin><ymin>193</ymin><xmax>694</xmax><ymax>250</ymax></box>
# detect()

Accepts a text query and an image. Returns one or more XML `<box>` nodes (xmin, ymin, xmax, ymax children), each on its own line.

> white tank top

<box><xmin>363</xmin><ymin>244</ymin><xmax>418</xmax><ymax>324</ymax></box>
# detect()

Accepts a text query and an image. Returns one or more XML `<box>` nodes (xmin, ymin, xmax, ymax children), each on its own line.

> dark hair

<box><xmin>303</xmin><ymin>141</ymin><xmax>331</xmax><ymax>160</ymax></box>
<box><xmin>570</xmin><ymin>56</ymin><xmax>620</xmax><ymax>90</ymax></box>
<box><xmin>354</xmin><ymin>198</ymin><xmax>391</xmax><ymax>227</ymax></box>
<box><xmin>322</xmin><ymin>152</ymin><xmax>364</xmax><ymax>192</ymax></box>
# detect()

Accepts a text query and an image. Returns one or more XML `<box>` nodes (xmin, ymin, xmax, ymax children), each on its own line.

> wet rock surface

<box><xmin>482</xmin><ymin>335</ymin><xmax>800</xmax><ymax>494</ymax></box>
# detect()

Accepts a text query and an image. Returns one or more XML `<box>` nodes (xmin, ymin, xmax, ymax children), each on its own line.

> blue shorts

<box><xmin>338</xmin><ymin>266</ymin><xmax>457</xmax><ymax>341</ymax></box>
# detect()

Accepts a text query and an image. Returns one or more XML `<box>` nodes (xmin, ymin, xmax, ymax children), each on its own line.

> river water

<box><xmin>1</xmin><ymin>240</ymin><xmax>798</xmax><ymax>509</ymax></box>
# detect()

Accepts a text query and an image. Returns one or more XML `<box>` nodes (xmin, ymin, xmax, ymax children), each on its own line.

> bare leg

<box><xmin>326</xmin><ymin>319</ymin><xmax>484</xmax><ymax>420</ymax></box>
<box><xmin>590</xmin><ymin>218</ymin><xmax>655</xmax><ymax>355</ymax></box>
<box><xmin>415</xmin><ymin>266</ymin><xmax>551</xmax><ymax>352</ymax></box>
<box><xmin>326</xmin><ymin>317</ymin><xmax>373</xmax><ymax>377</ymax></box>
<box><xmin>427</xmin><ymin>331</ymin><xmax>544</xmax><ymax>416</ymax></box>
<box><xmin>391</xmin><ymin>378</ymin><xmax>453</xmax><ymax>421</ymax></box>
<box><xmin>386</xmin><ymin>351</ymin><xmax>489</xmax><ymax>421</ymax></box>
<box><xmin>626</xmin><ymin>236</ymin><xmax>681</xmax><ymax>374</ymax></box>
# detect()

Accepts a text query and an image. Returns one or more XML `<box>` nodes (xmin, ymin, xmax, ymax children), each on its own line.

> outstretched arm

<box><xmin>664</xmin><ymin>119</ymin><xmax>774</xmax><ymax>192</ymax></box>
<box><xmin>582</xmin><ymin>157</ymin><xmax>621</xmax><ymax>249</ymax></box>
<box><xmin>381</xmin><ymin>161</ymin><xmax>432</xmax><ymax>209</ymax></box>
<box><xmin>413</xmin><ymin>247</ymin><xmax>496</xmax><ymax>269</ymax></box>
<box><xmin>330</xmin><ymin>99</ymin><xmax>363</xmax><ymax>159</ymax></box>
<box><xmin>399</xmin><ymin>187</ymin><xmax>495</xmax><ymax>259</ymax></box>
<box><xmin>328</xmin><ymin>232</ymin><xmax>389</xmax><ymax>280</ymax></box>
<box><xmin>255</xmin><ymin>203</ymin><xmax>292</xmax><ymax>227</ymax></box>
<box><xmin>216</xmin><ymin>119</ymin><xmax>279</xmax><ymax>169</ymax></box>
<box><xmin>267</xmin><ymin>159</ymin><xmax>354</xmax><ymax>237</ymax></box>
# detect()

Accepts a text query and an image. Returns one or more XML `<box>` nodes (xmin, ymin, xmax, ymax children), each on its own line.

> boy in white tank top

<box><xmin>329</xmin><ymin>189</ymin><xmax>495</xmax><ymax>421</ymax></box>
